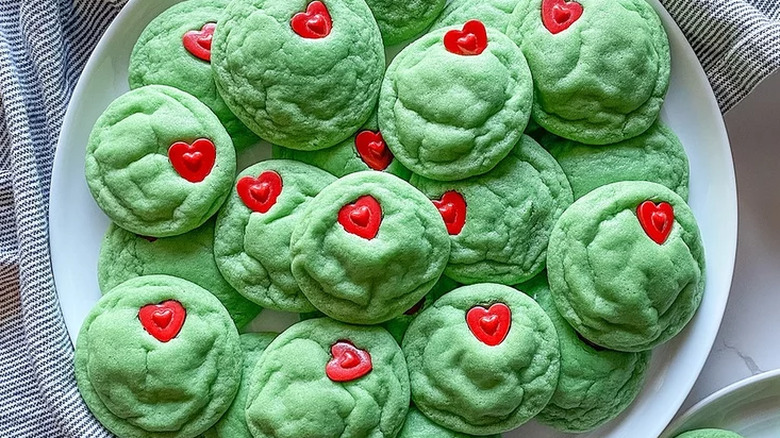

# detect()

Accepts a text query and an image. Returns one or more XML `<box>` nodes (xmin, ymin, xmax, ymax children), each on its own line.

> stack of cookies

<box><xmin>75</xmin><ymin>0</ymin><xmax>706</xmax><ymax>437</ymax></box>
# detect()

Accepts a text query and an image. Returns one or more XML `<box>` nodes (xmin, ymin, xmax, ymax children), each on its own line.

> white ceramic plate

<box><xmin>661</xmin><ymin>370</ymin><xmax>780</xmax><ymax>437</ymax></box>
<box><xmin>49</xmin><ymin>1</ymin><xmax>737</xmax><ymax>437</ymax></box>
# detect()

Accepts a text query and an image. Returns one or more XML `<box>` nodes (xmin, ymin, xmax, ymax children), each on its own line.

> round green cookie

<box><xmin>379</xmin><ymin>23</ymin><xmax>533</xmax><ymax>181</ymax></box>
<box><xmin>411</xmin><ymin>135</ymin><xmax>573</xmax><ymax>285</ymax></box>
<box><xmin>272</xmin><ymin>111</ymin><xmax>411</xmax><ymax>180</ymax></box>
<box><xmin>365</xmin><ymin>0</ymin><xmax>446</xmax><ymax>46</ymax></box>
<box><xmin>129</xmin><ymin>0</ymin><xmax>259</xmax><ymax>150</ymax></box>
<box><xmin>398</xmin><ymin>407</ymin><xmax>501</xmax><ymax>438</ymax></box>
<box><xmin>382</xmin><ymin>275</ymin><xmax>460</xmax><ymax>344</ymax></box>
<box><xmin>402</xmin><ymin>283</ymin><xmax>560</xmax><ymax>435</ymax></box>
<box><xmin>75</xmin><ymin>275</ymin><xmax>241</xmax><ymax>438</ymax></box>
<box><xmin>675</xmin><ymin>429</ymin><xmax>746</xmax><ymax>438</ymax></box>
<box><xmin>97</xmin><ymin>220</ymin><xmax>262</xmax><ymax>329</ymax></box>
<box><xmin>245</xmin><ymin>318</ymin><xmax>410</xmax><ymax>438</ymax></box>
<box><xmin>85</xmin><ymin>85</ymin><xmax>236</xmax><ymax>238</ymax></box>
<box><xmin>290</xmin><ymin>171</ymin><xmax>451</xmax><ymax>324</ymax></box>
<box><xmin>508</xmin><ymin>0</ymin><xmax>671</xmax><ymax>145</ymax></box>
<box><xmin>523</xmin><ymin>273</ymin><xmax>651</xmax><ymax>433</ymax></box>
<box><xmin>214</xmin><ymin>160</ymin><xmax>336</xmax><ymax>313</ymax></box>
<box><xmin>212</xmin><ymin>0</ymin><xmax>385</xmax><ymax>150</ymax></box>
<box><xmin>430</xmin><ymin>0</ymin><xmax>520</xmax><ymax>33</ymax></box>
<box><xmin>204</xmin><ymin>333</ymin><xmax>277</xmax><ymax>438</ymax></box>
<box><xmin>547</xmin><ymin>181</ymin><xmax>706</xmax><ymax>352</ymax></box>
<box><xmin>539</xmin><ymin>122</ymin><xmax>690</xmax><ymax>200</ymax></box>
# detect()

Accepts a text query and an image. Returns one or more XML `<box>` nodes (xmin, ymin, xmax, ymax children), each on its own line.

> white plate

<box><xmin>49</xmin><ymin>1</ymin><xmax>738</xmax><ymax>437</ymax></box>
<box><xmin>661</xmin><ymin>370</ymin><xmax>780</xmax><ymax>437</ymax></box>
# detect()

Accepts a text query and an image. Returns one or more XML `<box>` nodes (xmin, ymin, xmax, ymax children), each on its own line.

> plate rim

<box><xmin>47</xmin><ymin>0</ymin><xmax>739</xmax><ymax>437</ymax></box>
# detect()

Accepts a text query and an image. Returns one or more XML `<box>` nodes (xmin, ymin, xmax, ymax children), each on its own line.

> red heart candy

<box><xmin>432</xmin><ymin>191</ymin><xmax>467</xmax><ymax>235</ymax></box>
<box><xmin>404</xmin><ymin>297</ymin><xmax>426</xmax><ymax>316</ymax></box>
<box><xmin>637</xmin><ymin>200</ymin><xmax>674</xmax><ymax>245</ymax></box>
<box><xmin>542</xmin><ymin>0</ymin><xmax>583</xmax><ymax>34</ymax></box>
<box><xmin>466</xmin><ymin>303</ymin><xmax>511</xmax><ymax>346</ymax></box>
<box><xmin>168</xmin><ymin>138</ymin><xmax>216</xmax><ymax>183</ymax></box>
<box><xmin>291</xmin><ymin>1</ymin><xmax>332</xmax><ymax>39</ymax></box>
<box><xmin>326</xmin><ymin>341</ymin><xmax>372</xmax><ymax>382</ymax></box>
<box><xmin>338</xmin><ymin>195</ymin><xmax>382</xmax><ymax>240</ymax></box>
<box><xmin>355</xmin><ymin>130</ymin><xmax>393</xmax><ymax>171</ymax></box>
<box><xmin>444</xmin><ymin>20</ymin><xmax>488</xmax><ymax>56</ymax></box>
<box><xmin>138</xmin><ymin>300</ymin><xmax>186</xmax><ymax>343</ymax></box>
<box><xmin>182</xmin><ymin>23</ymin><xmax>216</xmax><ymax>62</ymax></box>
<box><xmin>237</xmin><ymin>171</ymin><xmax>283</xmax><ymax>214</ymax></box>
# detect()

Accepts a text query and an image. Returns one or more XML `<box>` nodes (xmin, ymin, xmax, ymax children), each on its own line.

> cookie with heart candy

<box><xmin>85</xmin><ymin>85</ymin><xmax>236</xmax><ymax>238</ymax></box>
<box><xmin>398</xmin><ymin>407</ymin><xmax>502</xmax><ymax>438</ymax></box>
<box><xmin>204</xmin><ymin>332</ymin><xmax>277</xmax><ymax>438</ymax></box>
<box><xmin>411</xmin><ymin>135</ymin><xmax>573</xmax><ymax>285</ymax></box>
<box><xmin>547</xmin><ymin>181</ymin><xmax>706</xmax><ymax>352</ymax></box>
<box><xmin>507</xmin><ymin>0</ymin><xmax>671</xmax><ymax>145</ymax></box>
<box><xmin>212</xmin><ymin>0</ymin><xmax>385</xmax><ymax>151</ymax></box>
<box><xmin>214</xmin><ymin>160</ymin><xmax>336</xmax><ymax>313</ymax></box>
<box><xmin>538</xmin><ymin>121</ymin><xmax>690</xmax><ymax>200</ymax></box>
<box><xmin>378</xmin><ymin>19</ymin><xmax>533</xmax><ymax>181</ymax></box>
<box><xmin>290</xmin><ymin>171</ymin><xmax>451</xmax><ymax>324</ymax></box>
<box><xmin>97</xmin><ymin>219</ymin><xmax>262</xmax><ymax>329</ymax></box>
<box><xmin>128</xmin><ymin>0</ymin><xmax>258</xmax><ymax>150</ymax></box>
<box><xmin>522</xmin><ymin>273</ymin><xmax>651</xmax><ymax>433</ymax></box>
<box><xmin>363</xmin><ymin>0</ymin><xmax>446</xmax><ymax>46</ymax></box>
<box><xmin>402</xmin><ymin>283</ymin><xmax>560</xmax><ymax>435</ymax></box>
<box><xmin>430</xmin><ymin>0</ymin><xmax>521</xmax><ymax>34</ymax></box>
<box><xmin>674</xmin><ymin>430</ymin><xmax>746</xmax><ymax>438</ymax></box>
<box><xmin>74</xmin><ymin>275</ymin><xmax>242</xmax><ymax>438</ymax></box>
<box><xmin>244</xmin><ymin>317</ymin><xmax>409</xmax><ymax>438</ymax></box>
<box><xmin>272</xmin><ymin>111</ymin><xmax>411</xmax><ymax>180</ymax></box>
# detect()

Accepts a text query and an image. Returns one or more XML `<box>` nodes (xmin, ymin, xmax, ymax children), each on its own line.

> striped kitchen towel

<box><xmin>0</xmin><ymin>0</ymin><xmax>777</xmax><ymax>436</ymax></box>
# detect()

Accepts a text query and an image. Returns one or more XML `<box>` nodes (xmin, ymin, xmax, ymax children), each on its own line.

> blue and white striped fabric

<box><xmin>0</xmin><ymin>0</ymin><xmax>776</xmax><ymax>436</ymax></box>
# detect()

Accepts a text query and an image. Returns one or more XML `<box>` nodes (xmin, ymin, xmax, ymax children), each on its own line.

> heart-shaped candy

<box><xmin>182</xmin><ymin>23</ymin><xmax>216</xmax><ymax>62</ymax></box>
<box><xmin>355</xmin><ymin>130</ymin><xmax>393</xmax><ymax>171</ymax></box>
<box><xmin>291</xmin><ymin>1</ymin><xmax>332</xmax><ymax>39</ymax></box>
<box><xmin>168</xmin><ymin>138</ymin><xmax>216</xmax><ymax>183</ymax></box>
<box><xmin>542</xmin><ymin>0</ymin><xmax>583</xmax><ymax>34</ymax></box>
<box><xmin>326</xmin><ymin>341</ymin><xmax>372</xmax><ymax>382</ymax></box>
<box><xmin>432</xmin><ymin>191</ymin><xmax>467</xmax><ymax>235</ymax></box>
<box><xmin>466</xmin><ymin>303</ymin><xmax>511</xmax><ymax>346</ymax></box>
<box><xmin>444</xmin><ymin>20</ymin><xmax>488</xmax><ymax>56</ymax></box>
<box><xmin>338</xmin><ymin>195</ymin><xmax>382</xmax><ymax>240</ymax></box>
<box><xmin>637</xmin><ymin>200</ymin><xmax>674</xmax><ymax>244</ymax></box>
<box><xmin>237</xmin><ymin>171</ymin><xmax>283</xmax><ymax>214</ymax></box>
<box><xmin>404</xmin><ymin>297</ymin><xmax>426</xmax><ymax>316</ymax></box>
<box><xmin>138</xmin><ymin>300</ymin><xmax>186</xmax><ymax>343</ymax></box>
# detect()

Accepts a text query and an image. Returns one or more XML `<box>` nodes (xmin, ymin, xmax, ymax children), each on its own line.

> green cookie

<box><xmin>204</xmin><ymin>333</ymin><xmax>277</xmax><ymax>438</ymax></box>
<box><xmin>379</xmin><ymin>24</ymin><xmax>533</xmax><ymax>181</ymax></box>
<box><xmin>290</xmin><ymin>172</ymin><xmax>451</xmax><ymax>324</ymax></box>
<box><xmin>272</xmin><ymin>111</ymin><xmax>411</xmax><ymax>180</ymax></box>
<box><xmin>430</xmin><ymin>0</ymin><xmax>520</xmax><ymax>33</ymax></box>
<box><xmin>523</xmin><ymin>273</ymin><xmax>651</xmax><ymax>433</ymax></box>
<box><xmin>129</xmin><ymin>0</ymin><xmax>259</xmax><ymax>150</ymax></box>
<box><xmin>539</xmin><ymin>122</ymin><xmax>690</xmax><ymax>200</ymax></box>
<box><xmin>245</xmin><ymin>318</ymin><xmax>410</xmax><ymax>438</ymax></box>
<box><xmin>675</xmin><ymin>430</ymin><xmax>746</xmax><ymax>438</ymax></box>
<box><xmin>75</xmin><ymin>275</ymin><xmax>241</xmax><ymax>438</ymax></box>
<box><xmin>214</xmin><ymin>160</ymin><xmax>336</xmax><ymax>313</ymax></box>
<box><xmin>85</xmin><ymin>85</ymin><xmax>236</xmax><ymax>238</ymax></box>
<box><xmin>403</xmin><ymin>283</ymin><xmax>560</xmax><ymax>435</ymax></box>
<box><xmin>508</xmin><ymin>0</ymin><xmax>670</xmax><ymax>145</ymax></box>
<box><xmin>98</xmin><ymin>220</ymin><xmax>262</xmax><ymax>329</ymax></box>
<box><xmin>382</xmin><ymin>275</ymin><xmax>460</xmax><ymax>344</ymax></box>
<box><xmin>411</xmin><ymin>135</ymin><xmax>573</xmax><ymax>285</ymax></box>
<box><xmin>365</xmin><ymin>0</ymin><xmax>446</xmax><ymax>46</ymax></box>
<box><xmin>398</xmin><ymin>407</ymin><xmax>501</xmax><ymax>438</ymax></box>
<box><xmin>212</xmin><ymin>0</ymin><xmax>385</xmax><ymax>150</ymax></box>
<box><xmin>547</xmin><ymin>181</ymin><xmax>706</xmax><ymax>352</ymax></box>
